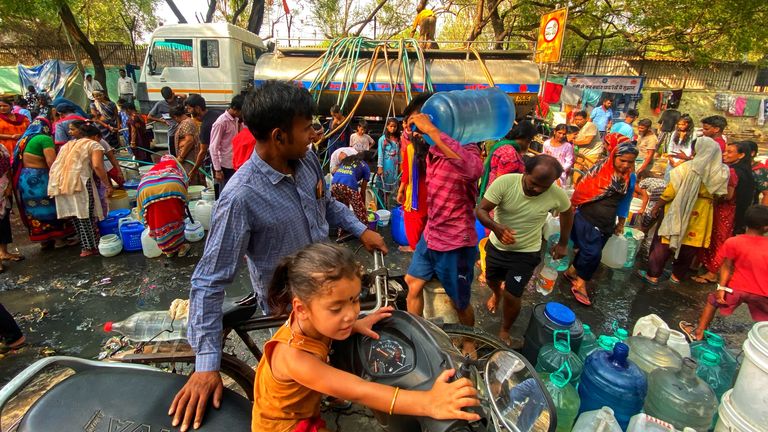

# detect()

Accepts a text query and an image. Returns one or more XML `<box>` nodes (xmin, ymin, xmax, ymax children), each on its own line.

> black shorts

<box><xmin>485</xmin><ymin>241</ymin><xmax>541</xmax><ymax>298</ymax></box>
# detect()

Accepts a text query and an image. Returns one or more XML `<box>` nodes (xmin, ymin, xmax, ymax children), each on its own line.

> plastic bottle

<box><xmin>572</xmin><ymin>407</ymin><xmax>622</xmax><ymax>432</ymax></box>
<box><xmin>644</xmin><ymin>358</ymin><xmax>718</xmax><ymax>431</ymax></box>
<box><xmin>535</xmin><ymin>264</ymin><xmax>558</xmax><ymax>296</ymax></box>
<box><xmin>690</xmin><ymin>330</ymin><xmax>738</xmax><ymax>385</ymax></box>
<box><xmin>623</xmin><ymin>230</ymin><xmax>639</xmax><ymax>268</ymax></box>
<box><xmin>626</xmin><ymin>413</ymin><xmax>676</xmax><ymax>432</ymax></box>
<box><xmin>535</xmin><ymin>330</ymin><xmax>584</xmax><ymax>384</ymax></box>
<box><xmin>541</xmin><ymin>367</ymin><xmax>581</xmax><ymax>432</ymax></box>
<box><xmin>103</xmin><ymin>311</ymin><xmax>187</xmax><ymax>342</ymax></box>
<box><xmin>601</xmin><ymin>234</ymin><xmax>628</xmax><ymax>269</ymax></box>
<box><xmin>577</xmin><ymin>324</ymin><xmax>599</xmax><ymax>361</ymax></box>
<box><xmin>544</xmin><ymin>233</ymin><xmax>573</xmax><ymax>272</ymax></box>
<box><xmin>610</xmin><ymin>320</ymin><xmax>630</xmax><ymax>342</ymax></box>
<box><xmin>578</xmin><ymin>343</ymin><xmax>648</xmax><ymax>430</ymax></box>
<box><xmin>626</xmin><ymin>328</ymin><xmax>683</xmax><ymax>376</ymax></box>
<box><xmin>141</xmin><ymin>228</ymin><xmax>163</xmax><ymax>258</ymax></box>
<box><xmin>696</xmin><ymin>351</ymin><xmax>729</xmax><ymax>400</ymax></box>
<box><xmin>418</xmin><ymin>87</ymin><xmax>515</xmax><ymax>146</ymax></box>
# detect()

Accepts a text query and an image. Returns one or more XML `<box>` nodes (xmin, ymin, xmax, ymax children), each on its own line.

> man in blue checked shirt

<box><xmin>169</xmin><ymin>81</ymin><xmax>388</xmax><ymax>431</ymax></box>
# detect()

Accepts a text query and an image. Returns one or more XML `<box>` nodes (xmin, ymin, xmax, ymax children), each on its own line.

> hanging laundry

<box><xmin>543</xmin><ymin>82</ymin><xmax>564</xmax><ymax>104</ymax></box>
<box><xmin>732</xmin><ymin>96</ymin><xmax>747</xmax><ymax>116</ymax></box>
<box><xmin>581</xmin><ymin>89</ymin><xmax>602</xmax><ymax>109</ymax></box>
<box><xmin>743</xmin><ymin>97</ymin><xmax>761</xmax><ymax>117</ymax></box>
<box><xmin>727</xmin><ymin>95</ymin><xmax>738</xmax><ymax>115</ymax></box>
<box><xmin>560</xmin><ymin>86</ymin><xmax>582</xmax><ymax>106</ymax></box>
<box><xmin>668</xmin><ymin>89</ymin><xmax>683</xmax><ymax>108</ymax></box>
<box><xmin>759</xmin><ymin>99</ymin><xmax>766</xmax><ymax>126</ymax></box>
<box><xmin>714</xmin><ymin>93</ymin><xmax>730</xmax><ymax>111</ymax></box>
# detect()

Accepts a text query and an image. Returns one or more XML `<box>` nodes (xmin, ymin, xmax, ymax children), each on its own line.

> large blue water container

<box><xmin>578</xmin><ymin>342</ymin><xmax>647</xmax><ymax>430</ymax></box>
<box><xmin>420</xmin><ymin>87</ymin><xmax>515</xmax><ymax>145</ymax></box>
<box><xmin>390</xmin><ymin>206</ymin><xmax>409</xmax><ymax>247</ymax></box>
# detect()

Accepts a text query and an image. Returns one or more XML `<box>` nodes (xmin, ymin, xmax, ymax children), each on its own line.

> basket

<box><xmin>119</xmin><ymin>220</ymin><xmax>144</xmax><ymax>252</ymax></box>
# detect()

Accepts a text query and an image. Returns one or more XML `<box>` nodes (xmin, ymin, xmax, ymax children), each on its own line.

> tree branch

<box><xmin>350</xmin><ymin>0</ymin><xmax>390</xmax><ymax>36</ymax></box>
<box><xmin>165</xmin><ymin>0</ymin><xmax>187</xmax><ymax>23</ymax></box>
<box><xmin>231</xmin><ymin>0</ymin><xmax>249</xmax><ymax>24</ymax></box>
<box><xmin>205</xmin><ymin>0</ymin><xmax>218</xmax><ymax>23</ymax></box>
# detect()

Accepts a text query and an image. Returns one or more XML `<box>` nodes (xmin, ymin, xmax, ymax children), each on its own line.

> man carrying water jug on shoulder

<box><xmin>476</xmin><ymin>155</ymin><xmax>574</xmax><ymax>347</ymax></box>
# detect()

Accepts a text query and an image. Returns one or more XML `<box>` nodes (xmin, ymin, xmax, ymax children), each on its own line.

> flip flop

<box><xmin>570</xmin><ymin>286</ymin><xmax>592</xmax><ymax>306</ymax></box>
<box><xmin>691</xmin><ymin>275</ymin><xmax>717</xmax><ymax>284</ymax></box>
<box><xmin>678</xmin><ymin>321</ymin><xmax>699</xmax><ymax>342</ymax></box>
<box><xmin>635</xmin><ymin>270</ymin><xmax>659</xmax><ymax>286</ymax></box>
<box><xmin>669</xmin><ymin>276</ymin><xmax>681</xmax><ymax>285</ymax></box>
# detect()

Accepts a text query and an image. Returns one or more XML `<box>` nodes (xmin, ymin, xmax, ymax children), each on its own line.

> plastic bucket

<box><xmin>188</xmin><ymin>185</ymin><xmax>205</xmax><ymax>201</ymax></box>
<box><xmin>715</xmin><ymin>390</ymin><xmax>761</xmax><ymax>431</ymax></box>
<box><xmin>731</xmin><ymin>322</ymin><xmax>768</xmax><ymax>425</ymax></box>
<box><xmin>367</xmin><ymin>212</ymin><xmax>380</xmax><ymax>231</ymax></box>
<box><xmin>108</xmin><ymin>190</ymin><xmax>130</xmax><ymax>210</ymax></box>
<box><xmin>390</xmin><ymin>206</ymin><xmax>409</xmax><ymax>247</ymax></box>
<box><xmin>376</xmin><ymin>209</ymin><xmax>391</xmax><ymax>227</ymax></box>
<box><xmin>97</xmin><ymin>217</ymin><xmax>120</xmax><ymax>236</ymax></box>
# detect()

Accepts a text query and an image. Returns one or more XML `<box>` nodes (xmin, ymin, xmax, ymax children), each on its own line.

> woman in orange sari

<box><xmin>0</xmin><ymin>97</ymin><xmax>30</xmax><ymax>155</ymax></box>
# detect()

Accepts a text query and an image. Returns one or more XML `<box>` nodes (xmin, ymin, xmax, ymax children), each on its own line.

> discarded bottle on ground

<box><xmin>418</xmin><ymin>87</ymin><xmax>515</xmax><ymax>145</ymax></box>
<box><xmin>103</xmin><ymin>310</ymin><xmax>187</xmax><ymax>342</ymax></box>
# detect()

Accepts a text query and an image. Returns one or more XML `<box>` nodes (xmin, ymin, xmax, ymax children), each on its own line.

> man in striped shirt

<box><xmin>404</xmin><ymin>111</ymin><xmax>484</xmax><ymax>331</ymax></box>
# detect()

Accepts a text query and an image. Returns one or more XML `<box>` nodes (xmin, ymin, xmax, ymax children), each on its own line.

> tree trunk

<box><xmin>205</xmin><ymin>0</ymin><xmax>217</xmax><ymax>23</ymax></box>
<box><xmin>165</xmin><ymin>0</ymin><xmax>188</xmax><ymax>23</ymax></box>
<box><xmin>58</xmin><ymin>2</ymin><xmax>108</xmax><ymax>97</ymax></box>
<box><xmin>467</xmin><ymin>0</ymin><xmax>486</xmax><ymax>42</ymax></box>
<box><xmin>231</xmin><ymin>0</ymin><xmax>249</xmax><ymax>24</ymax></box>
<box><xmin>246</xmin><ymin>0</ymin><xmax>265</xmax><ymax>34</ymax></box>
<box><xmin>488</xmin><ymin>2</ymin><xmax>505</xmax><ymax>49</ymax></box>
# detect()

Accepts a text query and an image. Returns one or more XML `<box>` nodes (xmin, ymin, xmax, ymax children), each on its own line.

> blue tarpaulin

<box><xmin>17</xmin><ymin>60</ymin><xmax>78</xmax><ymax>100</ymax></box>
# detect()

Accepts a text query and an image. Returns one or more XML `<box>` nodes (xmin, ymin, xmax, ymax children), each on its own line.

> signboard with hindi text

<box><xmin>534</xmin><ymin>8</ymin><xmax>567</xmax><ymax>63</ymax></box>
<box><xmin>565</xmin><ymin>75</ymin><xmax>645</xmax><ymax>95</ymax></box>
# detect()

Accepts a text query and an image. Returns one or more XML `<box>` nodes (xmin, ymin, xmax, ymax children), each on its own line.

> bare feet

<box><xmin>461</xmin><ymin>339</ymin><xmax>479</xmax><ymax>360</ymax></box>
<box><xmin>398</xmin><ymin>245</ymin><xmax>414</xmax><ymax>253</ymax></box>
<box><xmin>486</xmin><ymin>293</ymin><xmax>499</xmax><ymax>314</ymax></box>
<box><xmin>80</xmin><ymin>249</ymin><xmax>99</xmax><ymax>257</ymax></box>
<box><xmin>0</xmin><ymin>253</ymin><xmax>24</xmax><ymax>261</ymax></box>
<box><xmin>498</xmin><ymin>330</ymin><xmax>513</xmax><ymax>346</ymax></box>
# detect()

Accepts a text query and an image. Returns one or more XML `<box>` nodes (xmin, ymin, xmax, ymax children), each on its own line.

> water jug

<box><xmin>731</xmin><ymin>321</ymin><xmax>768</xmax><ymax>426</ymax></box>
<box><xmin>545</xmin><ymin>233</ymin><xmax>573</xmax><ymax>272</ymax></box>
<box><xmin>579</xmin><ymin>343</ymin><xmax>648</xmax><ymax>430</ymax></box>
<box><xmin>536</xmin><ymin>330</ymin><xmax>584</xmax><ymax>384</ymax></box>
<box><xmin>103</xmin><ymin>310</ymin><xmax>187</xmax><ymax>342</ymax></box>
<box><xmin>141</xmin><ymin>228</ymin><xmax>163</xmax><ymax>258</ymax></box>
<box><xmin>98</xmin><ymin>234</ymin><xmax>123</xmax><ymax>257</ymax></box>
<box><xmin>696</xmin><ymin>351</ymin><xmax>729</xmax><ymax>400</ymax></box>
<box><xmin>185</xmin><ymin>220</ymin><xmax>205</xmax><ymax>243</ymax></box>
<box><xmin>522</xmin><ymin>302</ymin><xmax>584</xmax><ymax>363</ymax></box>
<box><xmin>690</xmin><ymin>331</ymin><xmax>738</xmax><ymax>385</ymax></box>
<box><xmin>623</xmin><ymin>227</ymin><xmax>645</xmax><ymax>268</ymax></box>
<box><xmin>192</xmin><ymin>200</ymin><xmax>213</xmax><ymax>230</ymax></box>
<box><xmin>644</xmin><ymin>358</ymin><xmax>718</xmax><ymax>431</ymax></box>
<box><xmin>607</xmin><ymin>320</ymin><xmax>630</xmax><ymax>342</ymax></box>
<box><xmin>418</xmin><ymin>87</ymin><xmax>515</xmax><ymax>145</ymax></box>
<box><xmin>543</xmin><ymin>213</ymin><xmax>560</xmax><ymax>240</ymax></box>
<box><xmin>118</xmin><ymin>218</ymin><xmax>144</xmax><ymax>252</ymax></box>
<box><xmin>535</xmin><ymin>264</ymin><xmax>558</xmax><ymax>296</ymax></box>
<box><xmin>626</xmin><ymin>413</ymin><xmax>676</xmax><ymax>432</ymax></box>
<box><xmin>572</xmin><ymin>407</ymin><xmax>622</xmax><ymax>432</ymax></box>
<box><xmin>541</xmin><ymin>365</ymin><xmax>580</xmax><ymax>432</ymax></box>
<box><xmin>390</xmin><ymin>206</ymin><xmax>409</xmax><ymax>247</ymax></box>
<box><xmin>627</xmin><ymin>328</ymin><xmax>683</xmax><ymax>375</ymax></box>
<box><xmin>600</xmin><ymin>234</ymin><xmax>628</xmax><ymax>269</ymax></box>
<box><xmin>577</xmin><ymin>324</ymin><xmax>599</xmax><ymax>361</ymax></box>
<box><xmin>201</xmin><ymin>188</ymin><xmax>216</xmax><ymax>202</ymax></box>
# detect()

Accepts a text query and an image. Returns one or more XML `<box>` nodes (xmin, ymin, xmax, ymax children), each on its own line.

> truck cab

<box><xmin>136</xmin><ymin>23</ymin><xmax>266</xmax><ymax>112</ymax></box>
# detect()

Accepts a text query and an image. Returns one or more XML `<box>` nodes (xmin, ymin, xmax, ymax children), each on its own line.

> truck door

<box><xmin>198</xmin><ymin>38</ymin><xmax>234</xmax><ymax>106</ymax></box>
<box><xmin>145</xmin><ymin>38</ymin><xmax>200</xmax><ymax>99</ymax></box>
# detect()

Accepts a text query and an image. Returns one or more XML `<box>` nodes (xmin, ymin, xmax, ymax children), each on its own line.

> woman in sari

<box><xmin>0</xmin><ymin>144</ymin><xmax>24</xmax><ymax>272</ymax></box>
<box><xmin>48</xmin><ymin>123</ymin><xmax>112</xmax><ymax>257</ymax></box>
<box><xmin>640</xmin><ymin>137</ymin><xmax>730</xmax><ymax>285</ymax></box>
<box><xmin>90</xmin><ymin>90</ymin><xmax>120</xmax><ymax>149</ymax></box>
<box><xmin>565</xmin><ymin>143</ymin><xmax>638</xmax><ymax>305</ymax></box>
<box><xmin>137</xmin><ymin>155</ymin><xmax>190</xmax><ymax>257</ymax></box>
<box><xmin>693</xmin><ymin>141</ymin><xmax>755</xmax><ymax>283</ymax></box>
<box><xmin>0</xmin><ymin>97</ymin><xmax>30</xmax><ymax>155</ymax></box>
<box><xmin>12</xmin><ymin>117</ymin><xmax>76</xmax><ymax>249</ymax></box>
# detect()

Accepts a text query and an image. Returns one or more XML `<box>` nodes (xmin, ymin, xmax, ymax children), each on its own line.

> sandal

<box><xmin>570</xmin><ymin>286</ymin><xmax>592</xmax><ymax>306</ymax></box>
<box><xmin>669</xmin><ymin>275</ymin><xmax>681</xmax><ymax>285</ymax></box>
<box><xmin>636</xmin><ymin>270</ymin><xmax>659</xmax><ymax>286</ymax></box>
<box><xmin>0</xmin><ymin>253</ymin><xmax>24</xmax><ymax>262</ymax></box>
<box><xmin>679</xmin><ymin>321</ymin><xmax>700</xmax><ymax>342</ymax></box>
<box><xmin>177</xmin><ymin>243</ymin><xmax>191</xmax><ymax>258</ymax></box>
<box><xmin>691</xmin><ymin>275</ymin><xmax>717</xmax><ymax>284</ymax></box>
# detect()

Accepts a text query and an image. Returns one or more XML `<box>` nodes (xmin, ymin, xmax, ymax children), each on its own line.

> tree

<box><xmin>308</xmin><ymin>0</ymin><xmax>401</xmax><ymax>39</ymax></box>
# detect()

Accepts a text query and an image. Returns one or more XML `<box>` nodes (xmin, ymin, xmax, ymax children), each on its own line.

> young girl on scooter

<box><xmin>252</xmin><ymin>242</ymin><xmax>480</xmax><ymax>432</ymax></box>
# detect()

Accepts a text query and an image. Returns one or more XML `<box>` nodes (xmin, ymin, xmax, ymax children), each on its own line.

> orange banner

<box><xmin>534</xmin><ymin>8</ymin><xmax>568</xmax><ymax>64</ymax></box>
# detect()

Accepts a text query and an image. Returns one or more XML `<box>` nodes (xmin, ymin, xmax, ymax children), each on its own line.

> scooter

<box><xmin>0</xmin><ymin>253</ymin><xmax>555</xmax><ymax>432</ymax></box>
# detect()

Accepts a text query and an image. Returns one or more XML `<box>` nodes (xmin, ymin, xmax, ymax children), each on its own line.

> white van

<box><xmin>136</xmin><ymin>23</ymin><xmax>266</xmax><ymax>111</ymax></box>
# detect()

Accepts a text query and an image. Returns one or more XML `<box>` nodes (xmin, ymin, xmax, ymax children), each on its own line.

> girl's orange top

<box><xmin>252</xmin><ymin>315</ymin><xmax>330</xmax><ymax>432</ymax></box>
<box><xmin>0</xmin><ymin>114</ymin><xmax>29</xmax><ymax>155</ymax></box>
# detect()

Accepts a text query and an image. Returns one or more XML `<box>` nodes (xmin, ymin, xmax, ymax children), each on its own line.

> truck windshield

<box><xmin>149</xmin><ymin>39</ymin><xmax>193</xmax><ymax>74</ymax></box>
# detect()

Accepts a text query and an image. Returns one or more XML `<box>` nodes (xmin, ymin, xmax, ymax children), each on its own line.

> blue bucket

<box><xmin>98</xmin><ymin>217</ymin><xmax>120</xmax><ymax>236</ymax></box>
<box><xmin>108</xmin><ymin>209</ymin><xmax>131</xmax><ymax>219</ymax></box>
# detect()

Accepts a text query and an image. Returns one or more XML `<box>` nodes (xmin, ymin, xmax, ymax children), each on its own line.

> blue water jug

<box><xmin>578</xmin><ymin>342</ymin><xmax>648</xmax><ymax>430</ymax></box>
<box><xmin>419</xmin><ymin>87</ymin><xmax>515</xmax><ymax>145</ymax></box>
<box><xmin>474</xmin><ymin>218</ymin><xmax>487</xmax><ymax>244</ymax></box>
<box><xmin>390</xmin><ymin>206</ymin><xmax>409</xmax><ymax>247</ymax></box>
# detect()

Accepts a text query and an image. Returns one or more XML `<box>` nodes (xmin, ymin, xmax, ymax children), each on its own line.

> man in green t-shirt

<box><xmin>476</xmin><ymin>155</ymin><xmax>574</xmax><ymax>345</ymax></box>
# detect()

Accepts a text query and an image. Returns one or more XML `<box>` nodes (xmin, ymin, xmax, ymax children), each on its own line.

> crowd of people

<box><xmin>1</xmin><ymin>78</ymin><xmax>767</xmax><ymax>431</ymax></box>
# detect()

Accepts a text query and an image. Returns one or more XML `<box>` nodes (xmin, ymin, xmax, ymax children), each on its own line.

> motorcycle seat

<box><xmin>222</xmin><ymin>294</ymin><xmax>259</xmax><ymax>328</ymax></box>
<box><xmin>18</xmin><ymin>367</ymin><xmax>251</xmax><ymax>431</ymax></box>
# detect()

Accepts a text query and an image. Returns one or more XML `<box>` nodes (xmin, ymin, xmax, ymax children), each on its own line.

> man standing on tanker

<box><xmin>168</xmin><ymin>81</ymin><xmax>387</xmax><ymax>432</ymax></box>
<box><xmin>410</xmin><ymin>1</ymin><xmax>438</xmax><ymax>49</ymax></box>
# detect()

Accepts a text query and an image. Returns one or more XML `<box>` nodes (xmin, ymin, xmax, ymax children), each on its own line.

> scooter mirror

<box><xmin>484</xmin><ymin>350</ymin><xmax>557</xmax><ymax>432</ymax></box>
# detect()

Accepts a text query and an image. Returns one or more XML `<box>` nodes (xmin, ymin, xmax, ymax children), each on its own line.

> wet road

<box><xmin>0</xmin><ymin>217</ymin><xmax>754</xmax><ymax>427</ymax></box>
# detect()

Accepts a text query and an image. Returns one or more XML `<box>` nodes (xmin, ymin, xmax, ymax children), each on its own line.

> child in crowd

<box><xmin>636</xmin><ymin>172</ymin><xmax>668</xmax><ymax>235</ymax></box>
<box><xmin>251</xmin><ymin>243</ymin><xmax>480</xmax><ymax>432</ymax></box>
<box><xmin>377</xmin><ymin>118</ymin><xmax>401</xmax><ymax>204</ymax></box>
<box><xmin>680</xmin><ymin>205</ymin><xmax>768</xmax><ymax>341</ymax></box>
<box><xmin>331</xmin><ymin>153</ymin><xmax>370</xmax><ymax>240</ymax></box>
<box><xmin>566</xmin><ymin>125</ymin><xmax>579</xmax><ymax>145</ymax></box>
<box><xmin>350</xmin><ymin>119</ymin><xmax>375</xmax><ymax>155</ymax></box>
<box><xmin>542</xmin><ymin>123</ymin><xmax>574</xmax><ymax>186</ymax></box>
